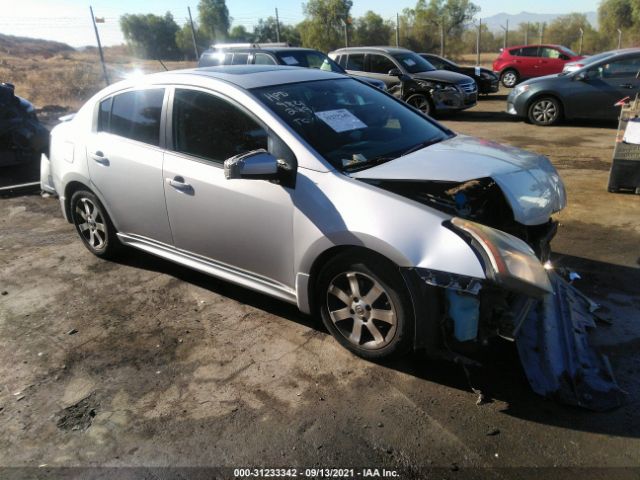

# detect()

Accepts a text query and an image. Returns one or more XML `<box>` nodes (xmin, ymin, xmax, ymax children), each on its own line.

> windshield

<box><xmin>559</xmin><ymin>46</ymin><xmax>578</xmax><ymax>57</ymax></box>
<box><xmin>275</xmin><ymin>51</ymin><xmax>344</xmax><ymax>73</ymax></box>
<box><xmin>252</xmin><ymin>78</ymin><xmax>450</xmax><ymax>172</ymax></box>
<box><xmin>392</xmin><ymin>52</ymin><xmax>436</xmax><ymax>73</ymax></box>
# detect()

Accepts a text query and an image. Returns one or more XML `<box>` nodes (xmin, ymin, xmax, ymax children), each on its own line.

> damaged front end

<box><xmin>423</xmin><ymin>217</ymin><xmax>626</xmax><ymax>411</ymax></box>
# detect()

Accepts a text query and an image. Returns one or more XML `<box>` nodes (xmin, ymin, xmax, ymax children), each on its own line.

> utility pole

<box><xmin>500</xmin><ymin>19</ymin><xmax>509</xmax><ymax>49</ymax></box>
<box><xmin>524</xmin><ymin>22</ymin><xmax>529</xmax><ymax>45</ymax></box>
<box><xmin>617</xmin><ymin>28</ymin><xmax>622</xmax><ymax>49</ymax></box>
<box><xmin>476</xmin><ymin>18</ymin><xmax>481</xmax><ymax>66</ymax></box>
<box><xmin>578</xmin><ymin>27</ymin><xmax>584</xmax><ymax>55</ymax></box>
<box><xmin>275</xmin><ymin>8</ymin><xmax>281</xmax><ymax>43</ymax></box>
<box><xmin>396</xmin><ymin>13</ymin><xmax>400</xmax><ymax>47</ymax></box>
<box><xmin>539</xmin><ymin>23</ymin><xmax>545</xmax><ymax>44</ymax></box>
<box><xmin>440</xmin><ymin>19</ymin><xmax>445</xmax><ymax>57</ymax></box>
<box><xmin>90</xmin><ymin>6</ymin><xmax>109</xmax><ymax>86</ymax></box>
<box><xmin>188</xmin><ymin>6</ymin><xmax>199</xmax><ymax>60</ymax></box>
<box><xmin>342</xmin><ymin>18</ymin><xmax>349</xmax><ymax>48</ymax></box>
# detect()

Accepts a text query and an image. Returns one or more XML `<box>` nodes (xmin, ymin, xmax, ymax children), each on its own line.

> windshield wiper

<box><xmin>400</xmin><ymin>137</ymin><xmax>442</xmax><ymax>157</ymax></box>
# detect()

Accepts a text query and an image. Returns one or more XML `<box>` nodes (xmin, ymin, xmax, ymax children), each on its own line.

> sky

<box><xmin>0</xmin><ymin>0</ymin><xmax>600</xmax><ymax>47</ymax></box>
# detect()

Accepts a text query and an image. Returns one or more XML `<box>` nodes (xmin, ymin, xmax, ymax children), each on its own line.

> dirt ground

<box><xmin>1</xmin><ymin>91</ymin><xmax>640</xmax><ymax>479</ymax></box>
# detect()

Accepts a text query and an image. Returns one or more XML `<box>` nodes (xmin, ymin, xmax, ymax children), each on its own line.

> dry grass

<box><xmin>453</xmin><ymin>53</ymin><xmax>496</xmax><ymax>69</ymax></box>
<box><xmin>1</xmin><ymin>47</ymin><xmax>195</xmax><ymax>110</ymax></box>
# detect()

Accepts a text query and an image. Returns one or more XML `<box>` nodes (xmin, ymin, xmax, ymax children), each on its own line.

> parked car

<box><xmin>562</xmin><ymin>48</ymin><xmax>637</xmax><ymax>73</ymax></box>
<box><xmin>507</xmin><ymin>48</ymin><xmax>640</xmax><ymax>125</ymax></box>
<box><xmin>0</xmin><ymin>82</ymin><xmax>48</xmax><ymax>169</ymax></box>
<box><xmin>493</xmin><ymin>44</ymin><xmax>584</xmax><ymax>88</ymax></box>
<box><xmin>329</xmin><ymin>47</ymin><xmax>477</xmax><ymax>115</ymax></box>
<box><xmin>419</xmin><ymin>53</ymin><xmax>499</xmax><ymax>94</ymax></box>
<box><xmin>42</xmin><ymin>65</ymin><xmax>622</xmax><ymax>409</ymax></box>
<box><xmin>198</xmin><ymin>43</ymin><xmax>386</xmax><ymax>91</ymax></box>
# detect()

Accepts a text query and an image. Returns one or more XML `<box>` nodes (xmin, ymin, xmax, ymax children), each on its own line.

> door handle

<box><xmin>89</xmin><ymin>150</ymin><xmax>109</xmax><ymax>165</ymax></box>
<box><xmin>166</xmin><ymin>176</ymin><xmax>193</xmax><ymax>192</ymax></box>
<box><xmin>620</xmin><ymin>84</ymin><xmax>635</xmax><ymax>89</ymax></box>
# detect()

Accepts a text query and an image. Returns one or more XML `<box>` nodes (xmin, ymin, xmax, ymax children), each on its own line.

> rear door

<box><xmin>162</xmin><ymin>87</ymin><xmax>296</xmax><ymax>288</ymax></box>
<box><xmin>87</xmin><ymin>88</ymin><xmax>173</xmax><ymax>244</ymax></box>
<box><xmin>513</xmin><ymin>46</ymin><xmax>540</xmax><ymax>78</ymax></box>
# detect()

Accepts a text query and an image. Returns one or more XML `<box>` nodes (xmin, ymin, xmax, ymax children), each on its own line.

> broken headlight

<box><xmin>446</xmin><ymin>217</ymin><xmax>552</xmax><ymax>298</ymax></box>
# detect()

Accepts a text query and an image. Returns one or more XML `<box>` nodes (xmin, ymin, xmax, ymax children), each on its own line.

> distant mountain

<box><xmin>0</xmin><ymin>33</ymin><xmax>74</xmax><ymax>56</ymax></box>
<box><xmin>481</xmin><ymin>11</ymin><xmax>598</xmax><ymax>32</ymax></box>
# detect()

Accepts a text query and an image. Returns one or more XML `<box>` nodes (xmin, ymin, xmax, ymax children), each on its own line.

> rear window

<box><xmin>231</xmin><ymin>53</ymin><xmax>250</xmax><ymax>65</ymax></box>
<box><xmin>275</xmin><ymin>51</ymin><xmax>342</xmax><ymax>72</ymax></box>
<box><xmin>103</xmin><ymin>89</ymin><xmax>165</xmax><ymax>146</ymax></box>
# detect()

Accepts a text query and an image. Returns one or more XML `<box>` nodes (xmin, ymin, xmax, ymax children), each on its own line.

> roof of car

<box><xmin>202</xmin><ymin>47</ymin><xmax>321</xmax><ymax>54</ymax></box>
<box><xmin>132</xmin><ymin>65</ymin><xmax>346</xmax><ymax>90</ymax></box>
<box><xmin>330</xmin><ymin>46</ymin><xmax>413</xmax><ymax>55</ymax></box>
<box><xmin>507</xmin><ymin>44</ymin><xmax>568</xmax><ymax>50</ymax></box>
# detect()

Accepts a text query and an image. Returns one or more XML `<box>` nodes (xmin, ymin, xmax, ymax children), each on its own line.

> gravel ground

<box><xmin>0</xmin><ymin>91</ymin><xmax>639</xmax><ymax>479</ymax></box>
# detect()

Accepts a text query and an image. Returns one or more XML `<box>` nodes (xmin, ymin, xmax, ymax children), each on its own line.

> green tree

<box><xmin>353</xmin><ymin>11</ymin><xmax>393</xmax><ymax>46</ymax></box>
<box><xmin>229</xmin><ymin>25</ymin><xmax>252</xmax><ymax>42</ymax></box>
<box><xmin>299</xmin><ymin>0</ymin><xmax>353</xmax><ymax>52</ymax></box>
<box><xmin>545</xmin><ymin>13</ymin><xmax>598</xmax><ymax>54</ymax></box>
<box><xmin>198</xmin><ymin>0</ymin><xmax>231</xmax><ymax>43</ymax></box>
<box><xmin>120</xmin><ymin>12</ymin><xmax>180</xmax><ymax>59</ymax></box>
<box><xmin>253</xmin><ymin>17</ymin><xmax>301</xmax><ymax>45</ymax></box>
<box><xmin>175</xmin><ymin>23</ymin><xmax>205</xmax><ymax>59</ymax></box>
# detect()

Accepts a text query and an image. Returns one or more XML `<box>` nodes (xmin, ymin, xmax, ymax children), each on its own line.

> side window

<box><xmin>337</xmin><ymin>55</ymin><xmax>347</xmax><ymax>68</ymax></box>
<box><xmin>427</xmin><ymin>57</ymin><xmax>444</xmax><ymax>69</ymax></box>
<box><xmin>368</xmin><ymin>54</ymin><xmax>396</xmax><ymax>74</ymax></box>
<box><xmin>231</xmin><ymin>53</ymin><xmax>250</xmax><ymax>65</ymax></box>
<box><xmin>540</xmin><ymin>47</ymin><xmax>561</xmax><ymax>59</ymax></box>
<box><xmin>508</xmin><ymin>48</ymin><xmax>521</xmax><ymax>56</ymax></box>
<box><xmin>254</xmin><ymin>53</ymin><xmax>276</xmax><ymax>65</ymax></box>
<box><xmin>520</xmin><ymin>46</ymin><xmax>540</xmax><ymax>57</ymax></box>
<box><xmin>601</xmin><ymin>56</ymin><xmax>640</xmax><ymax>78</ymax></box>
<box><xmin>172</xmin><ymin>89</ymin><xmax>269</xmax><ymax>163</ymax></box>
<box><xmin>346</xmin><ymin>53</ymin><xmax>365</xmax><ymax>71</ymax></box>
<box><xmin>108</xmin><ymin>89</ymin><xmax>164</xmax><ymax>146</ymax></box>
<box><xmin>97</xmin><ymin>96</ymin><xmax>112</xmax><ymax>132</ymax></box>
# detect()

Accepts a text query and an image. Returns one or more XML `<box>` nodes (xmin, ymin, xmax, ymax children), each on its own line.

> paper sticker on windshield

<box><xmin>403</xmin><ymin>58</ymin><xmax>416</xmax><ymax>67</ymax></box>
<box><xmin>315</xmin><ymin>109</ymin><xmax>367</xmax><ymax>132</ymax></box>
<box><xmin>281</xmin><ymin>56</ymin><xmax>299</xmax><ymax>65</ymax></box>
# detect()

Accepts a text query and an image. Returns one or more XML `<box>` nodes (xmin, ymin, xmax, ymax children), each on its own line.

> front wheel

<box><xmin>528</xmin><ymin>97</ymin><xmax>561</xmax><ymax>126</ymax></box>
<box><xmin>70</xmin><ymin>190</ymin><xmax>121</xmax><ymax>259</ymax></box>
<box><xmin>406</xmin><ymin>93</ymin><xmax>433</xmax><ymax>116</ymax></box>
<box><xmin>316</xmin><ymin>251</ymin><xmax>414</xmax><ymax>360</ymax></box>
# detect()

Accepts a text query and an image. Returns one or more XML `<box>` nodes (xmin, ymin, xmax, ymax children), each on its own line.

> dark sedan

<box><xmin>507</xmin><ymin>48</ymin><xmax>640</xmax><ymax>125</ymax></box>
<box><xmin>420</xmin><ymin>53</ymin><xmax>500</xmax><ymax>94</ymax></box>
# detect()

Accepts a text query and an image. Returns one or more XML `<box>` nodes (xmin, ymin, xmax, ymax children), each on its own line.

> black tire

<box><xmin>70</xmin><ymin>189</ymin><xmax>121</xmax><ymax>259</ymax></box>
<box><xmin>316</xmin><ymin>250</ymin><xmax>414</xmax><ymax>360</ymax></box>
<box><xmin>406</xmin><ymin>93</ymin><xmax>434</xmax><ymax>116</ymax></box>
<box><xmin>527</xmin><ymin>96</ymin><xmax>562</xmax><ymax>126</ymax></box>
<box><xmin>500</xmin><ymin>69</ymin><xmax>519</xmax><ymax>88</ymax></box>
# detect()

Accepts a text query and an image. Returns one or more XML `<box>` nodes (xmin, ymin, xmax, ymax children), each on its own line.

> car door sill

<box><xmin>117</xmin><ymin>233</ymin><xmax>297</xmax><ymax>305</ymax></box>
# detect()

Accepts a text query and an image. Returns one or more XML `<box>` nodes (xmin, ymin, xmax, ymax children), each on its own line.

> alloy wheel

<box><xmin>407</xmin><ymin>95</ymin><xmax>431</xmax><ymax>115</ymax></box>
<box><xmin>531</xmin><ymin>99</ymin><xmax>559</xmax><ymax>125</ymax></box>
<box><xmin>326</xmin><ymin>271</ymin><xmax>397</xmax><ymax>350</ymax></box>
<box><xmin>75</xmin><ymin>197</ymin><xmax>107</xmax><ymax>251</ymax></box>
<box><xmin>502</xmin><ymin>71</ymin><xmax>517</xmax><ymax>88</ymax></box>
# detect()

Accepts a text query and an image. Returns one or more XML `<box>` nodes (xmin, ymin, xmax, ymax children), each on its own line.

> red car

<box><xmin>493</xmin><ymin>44</ymin><xmax>583</xmax><ymax>88</ymax></box>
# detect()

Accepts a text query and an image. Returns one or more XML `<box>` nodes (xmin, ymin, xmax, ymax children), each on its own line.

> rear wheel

<box><xmin>500</xmin><ymin>69</ymin><xmax>519</xmax><ymax>88</ymax></box>
<box><xmin>406</xmin><ymin>93</ymin><xmax>433</xmax><ymax>116</ymax></box>
<box><xmin>316</xmin><ymin>251</ymin><xmax>414</xmax><ymax>360</ymax></box>
<box><xmin>528</xmin><ymin>97</ymin><xmax>561</xmax><ymax>126</ymax></box>
<box><xmin>70</xmin><ymin>190</ymin><xmax>121</xmax><ymax>259</ymax></box>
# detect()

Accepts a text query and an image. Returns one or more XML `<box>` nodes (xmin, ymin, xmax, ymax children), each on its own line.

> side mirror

<box><xmin>224</xmin><ymin>149</ymin><xmax>278</xmax><ymax>181</ymax></box>
<box><xmin>388</xmin><ymin>68</ymin><xmax>402</xmax><ymax>77</ymax></box>
<box><xmin>574</xmin><ymin>71</ymin><xmax>588</xmax><ymax>81</ymax></box>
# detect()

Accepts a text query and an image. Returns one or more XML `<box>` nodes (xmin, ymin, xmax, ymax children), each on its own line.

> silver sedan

<box><xmin>42</xmin><ymin>66</ymin><xmax>621</xmax><ymax>408</ymax></box>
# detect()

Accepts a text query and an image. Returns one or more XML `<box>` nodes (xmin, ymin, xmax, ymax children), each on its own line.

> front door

<box><xmin>162</xmin><ymin>87</ymin><xmax>296</xmax><ymax>288</ymax></box>
<box><xmin>87</xmin><ymin>88</ymin><xmax>173</xmax><ymax>244</ymax></box>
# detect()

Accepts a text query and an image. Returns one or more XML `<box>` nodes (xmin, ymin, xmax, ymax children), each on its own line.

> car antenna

<box><xmin>157</xmin><ymin>59</ymin><xmax>168</xmax><ymax>71</ymax></box>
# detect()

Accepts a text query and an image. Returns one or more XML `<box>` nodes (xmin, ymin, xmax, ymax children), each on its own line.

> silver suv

<box><xmin>45</xmin><ymin>66</ymin><xmax>564</xmax><ymax>362</ymax></box>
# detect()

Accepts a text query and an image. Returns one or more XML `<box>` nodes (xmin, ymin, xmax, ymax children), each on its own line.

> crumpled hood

<box><xmin>351</xmin><ymin>135</ymin><xmax>567</xmax><ymax>226</ymax></box>
<box><xmin>411</xmin><ymin>70</ymin><xmax>473</xmax><ymax>85</ymax></box>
